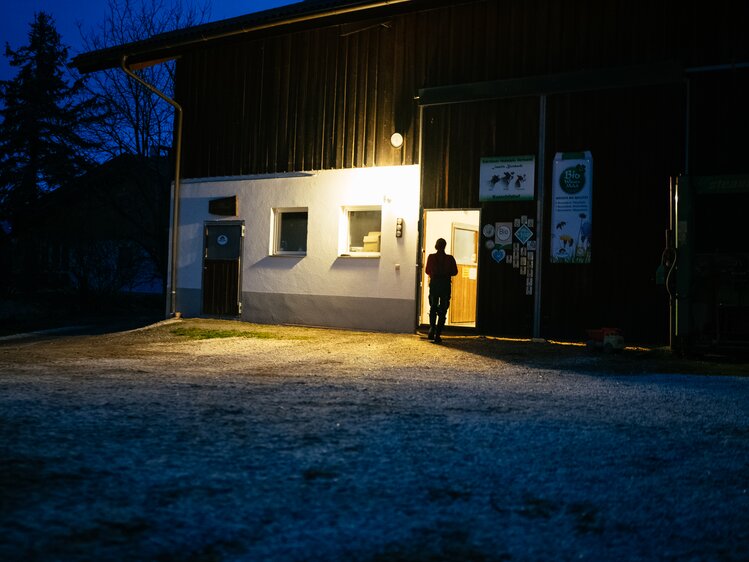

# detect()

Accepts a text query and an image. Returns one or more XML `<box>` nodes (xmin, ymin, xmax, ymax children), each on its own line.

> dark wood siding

<box><xmin>419</xmin><ymin>87</ymin><xmax>686</xmax><ymax>341</ymax></box>
<box><xmin>203</xmin><ymin>260</ymin><xmax>240</xmax><ymax>316</ymax></box>
<box><xmin>175</xmin><ymin>0</ymin><xmax>748</xmax><ymax>179</ymax></box>
<box><xmin>541</xmin><ymin>85</ymin><xmax>685</xmax><ymax>342</ymax></box>
<box><xmin>176</xmin><ymin>21</ymin><xmax>420</xmax><ymax>178</ymax></box>
<box><xmin>422</xmin><ymin>98</ymin><xmax>540</xmax><ymax>209</ymax></box>
<box><xmin>421</xmin><ymin>98</ymin><xmax>540</xmax><ymax>336</ymax></box>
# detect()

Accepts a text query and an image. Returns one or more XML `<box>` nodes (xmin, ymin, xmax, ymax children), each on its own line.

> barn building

<box><xmin>74</xmin><ymin>0</ymin><xmax>749</xmax><ymax>347</ymax></box>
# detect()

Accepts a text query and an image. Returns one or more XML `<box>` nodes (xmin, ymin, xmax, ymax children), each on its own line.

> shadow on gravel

<box><xmin>442</xmin><ymin>335</ymin><xmax>749</xmax><ymax>377</ymax></box>
<box><xmin>0</xmin><ymin>313</ymin><xmax>164</xmax><ymax>341</ymax></box>
<box><xmin>0</xmin><ymin>293</ymin><xmax>164</xmax><ymax>338</ymax></box>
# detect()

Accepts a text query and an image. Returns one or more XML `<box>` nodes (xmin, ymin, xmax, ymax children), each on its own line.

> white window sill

<box><xmin>338</xmin><ymin>253</ymin><xmax>381</xmax><ymax>258</ymax></box>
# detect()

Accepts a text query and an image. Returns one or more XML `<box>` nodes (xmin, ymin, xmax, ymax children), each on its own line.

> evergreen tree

<box><xmin>0</xmin><ymin>12</ymin><xmax>99</xmax><ymax>232</ymax></box>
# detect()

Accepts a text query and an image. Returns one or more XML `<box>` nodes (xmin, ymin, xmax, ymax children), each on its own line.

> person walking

<box><xmin>425</xmin><ymin>237</ymin><xmax>458</xmax><ymax>343</ymax></box>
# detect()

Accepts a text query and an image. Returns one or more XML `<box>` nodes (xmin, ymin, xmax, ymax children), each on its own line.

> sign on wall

<box><xmin>479</xmin><ymin>155</ymin><xmax>535</xmax><ymax>201</ymax></box>
<box><xmin>481</xmin><ymin>217</ymin><xmax>536</xmax><ymax>295</ymax></box>
<box><xmin>550</xmin><ymin>151</ymin><xmax>593</xmax><ymax>263</ymax></box>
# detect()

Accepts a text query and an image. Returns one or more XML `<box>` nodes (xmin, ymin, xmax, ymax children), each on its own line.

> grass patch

<box><xmin>170</xmin><ymin>326</ymin><xmax>280</xmax><ymax>340</ymax></box>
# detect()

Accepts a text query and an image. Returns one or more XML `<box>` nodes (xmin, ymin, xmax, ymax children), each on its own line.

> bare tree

<box><xmin>79</xmin><ymin>0</ymin><xmax>210</xmax><ymax>159</ymax></box>
<box><xmin>76</xmin><ymin>0</ymin><xmax>210</xmax><ymax>294</ymax></box>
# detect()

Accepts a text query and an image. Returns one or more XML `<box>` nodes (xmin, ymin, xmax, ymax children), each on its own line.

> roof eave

<box><xmin>72</xmin><ymin>0</ymin><xmax>413</xmax><ymax>73</ymax></box>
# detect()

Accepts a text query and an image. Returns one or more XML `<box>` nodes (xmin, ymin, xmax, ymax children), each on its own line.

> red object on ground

<box><xmin>586</xmin><ymin>327</ymin><xmax>625</xmax><ymax>351</ymax></box>
<box><xmin>586</xmin><ymin>327</ymin><xmax>622</xmax><ymax>341</ymax></box>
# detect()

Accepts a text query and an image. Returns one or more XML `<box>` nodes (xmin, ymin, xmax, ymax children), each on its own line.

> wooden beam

<box><xmin>417</xmin><ymin>63</ymin><xmax>684</xmax><ymax>106</ymax></box>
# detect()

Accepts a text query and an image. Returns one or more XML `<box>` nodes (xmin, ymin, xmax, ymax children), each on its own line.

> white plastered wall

<box><xmin>176</xmin><ymin>165</ymin><xmax>421</xmax><ymax>329</ymax></box>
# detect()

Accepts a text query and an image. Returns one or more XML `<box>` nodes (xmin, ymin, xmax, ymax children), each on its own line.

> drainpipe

<box><xmin>121</xmin><ymin>55</ymin><xmax>183</xmax><ymax>317</ymax></box>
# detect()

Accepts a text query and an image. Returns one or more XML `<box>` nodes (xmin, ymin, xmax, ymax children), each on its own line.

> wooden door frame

<box><xmin>419</xmin><ymin>209</ymin><xmax>481</xmax><ymax>329</ymax></box>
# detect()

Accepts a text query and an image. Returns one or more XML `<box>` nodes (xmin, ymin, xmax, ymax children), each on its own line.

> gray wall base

<box><xmin>176</xmin><ymin>288</ymin><xmax>202</xmax><ymax>317</ymax></box>
<box><xmin>243</xmin><ymin>292</ymin><xmax>415</xmax><ymax>333</ymax></box>
<box><xmin>175</xmin><ymin>288</ymin><xmax>415</xmax><ymax>332</ymax></box>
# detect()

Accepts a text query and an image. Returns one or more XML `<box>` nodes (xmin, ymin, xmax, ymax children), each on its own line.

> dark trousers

<box><xmin>428</xmin><ymin>279</ymin><xmax>451</xmax><ymax>332</ymax></box>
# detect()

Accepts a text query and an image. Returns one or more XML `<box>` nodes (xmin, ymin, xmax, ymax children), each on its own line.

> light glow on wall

<box><xmin>178</xmin><ymin>165</ymin><xmax>420</xmax><ymax>302</ymax></box>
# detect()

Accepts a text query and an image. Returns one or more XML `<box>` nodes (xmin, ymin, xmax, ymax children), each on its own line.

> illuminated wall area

<box><xmin>175</xmin><ymin>166</ymin><xmax>421</xmax><ymax>332</ymax></box>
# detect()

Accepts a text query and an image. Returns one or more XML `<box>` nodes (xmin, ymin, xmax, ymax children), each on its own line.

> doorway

<box><xmin>421</xmin><ymin>210</ymin><xmax>480</xmax><ymax>327</ymax></box>
<box><xmin>203</xmin><ymin>222</ymin><xmax>243</xmax><ymax>316</ymax></box>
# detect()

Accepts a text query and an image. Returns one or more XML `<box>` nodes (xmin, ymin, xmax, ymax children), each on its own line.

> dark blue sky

<box><xmin>0</xmin><ymin>1</ymin><xmax>297</xmax><ymax>81</ymax></box>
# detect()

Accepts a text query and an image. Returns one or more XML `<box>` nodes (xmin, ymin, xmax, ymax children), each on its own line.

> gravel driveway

<box><xmin>1</xmin><ymin>319</ymin><xmax>748</xmax><ymax>561</ymax></box>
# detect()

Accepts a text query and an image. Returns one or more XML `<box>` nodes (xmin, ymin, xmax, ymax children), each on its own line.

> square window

<box><xmin>273</xmin><ymin>209</ymin><xmax>308</xmax><ymax>255</ymax></box>
<box><xmin>343</xmin><ymin>208</ymin><xmax>382</xmax><ymax>256</ymax></box>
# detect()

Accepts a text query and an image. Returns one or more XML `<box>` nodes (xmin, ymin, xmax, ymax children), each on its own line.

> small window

<box><xmin>341</xmin><ymin>207</ymin><xmax>382</xmax><ymax>256</ymax></box>
<box><xmin>273</xmin><ymin>209</ymin><xmax>308</xmax><ymax>255</ymax></box>
<box><xmin>453</xmin><ymin>226</ymin><xmax>478</xmax><ymax>264</ymax></box>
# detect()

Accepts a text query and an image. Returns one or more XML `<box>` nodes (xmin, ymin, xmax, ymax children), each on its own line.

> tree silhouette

<box><xmin>79</xmin><ymin>0</ymin><xmax>209</xmax><ymax>159</ymax></box>
<box><xmin>0</xmin><ymin>12</ymin><xmax>100</xmax><ymax>233</ymax></box>
<box><xmin>76</xmin><ymin>0</ymin><xmax>210</xmax><ymax>292</ymax></box>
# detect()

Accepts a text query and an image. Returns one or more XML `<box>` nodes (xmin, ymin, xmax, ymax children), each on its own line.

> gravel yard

<box><xmin>1</xmin><ymin>319</ymin><xmax>748</xmax><ymax>561</ymax></box>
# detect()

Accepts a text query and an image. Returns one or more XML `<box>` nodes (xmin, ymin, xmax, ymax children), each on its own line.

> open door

<box><xmin>449</xmin><ymin>224</ymin><xmax>479</xmax><ymax>324</ymax></box>
<box><xmin>421</xmin><ymin>210</ymin><xmax>480</xmax><ymax>328</ymax></box>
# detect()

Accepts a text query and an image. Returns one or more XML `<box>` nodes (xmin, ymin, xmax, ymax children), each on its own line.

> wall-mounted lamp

<box><xmin>390</xmin><ymin>132</ymin><xmax>404</xmax><ymax>149</ymax></box>
<box><xmin>395</xmin><ymin>217</ymin><xmax>404</xmax><ymax>238</ymax></box>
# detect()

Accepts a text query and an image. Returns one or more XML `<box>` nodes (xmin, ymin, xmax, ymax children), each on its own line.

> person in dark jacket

<box><xmin>425</xmin><ymin>237</ymin><xmax>458</xmax><ymax>343</ymax></box>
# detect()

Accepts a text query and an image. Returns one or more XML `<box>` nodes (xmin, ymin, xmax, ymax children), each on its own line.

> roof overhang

<box><xmin>72</xmin><ymin>0</ymin><xmax>414</xmax><ymax>73</ymax></box>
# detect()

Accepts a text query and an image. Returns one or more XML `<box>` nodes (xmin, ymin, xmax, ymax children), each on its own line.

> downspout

<box><xmin>121</xmin><ymin>55</ymin><xmax>183</xmax><ymax>317</ymax></box>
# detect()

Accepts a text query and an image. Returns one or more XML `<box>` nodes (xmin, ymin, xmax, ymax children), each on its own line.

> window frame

<box><xmin>339</xmin><ymin>205</ymin><xmax>382</xmax><ymax>258</ymax></box>
<box><xmin>271</xmin><ymin>207</ymin><xmax>309</xmax><ymax>256</ymax></box>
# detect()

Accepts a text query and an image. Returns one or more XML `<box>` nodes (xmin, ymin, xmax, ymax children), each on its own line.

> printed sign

<box><xmin>479</xmin><ymin>155</ymin><xmax>535</xmax><ymax>201</ymax></box>
<box><xmin>550</xmin><ymin>151</ymin><xmax>593</xmax><ymax>263</ymax></box>
<box><xmin>494</xmin><ymin>222</ymin><xmax>513</xmax><ymax>249</ymax></box>
<box><xmin>514</xmin><ymin>224</ymin><xmax>534</xmax><ymax>246</ymax></box>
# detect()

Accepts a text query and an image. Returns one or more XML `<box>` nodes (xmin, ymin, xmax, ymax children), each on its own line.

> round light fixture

<box><xmin>390</xmin><ymin>132</ymin><xmax>404</xmax><ymax>148</ymax></box>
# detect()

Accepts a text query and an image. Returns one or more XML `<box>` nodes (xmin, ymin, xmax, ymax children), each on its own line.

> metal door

<box><xmin>203</xmin><ymin>222</ymin><xmax>243</xmax><ymax>316</ymax></box>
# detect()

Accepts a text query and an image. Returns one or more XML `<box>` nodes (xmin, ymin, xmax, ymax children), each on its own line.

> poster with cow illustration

<box><xmin>479</xmin><ymin>155</ymin><xmax>535</xmax><ymax>201</ymax></box>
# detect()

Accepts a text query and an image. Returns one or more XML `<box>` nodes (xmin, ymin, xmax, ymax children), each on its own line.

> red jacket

<box><xmin>425</xmin><ymin>251</ymin><xmax>458</xmax><ymax>279</ymax></box>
